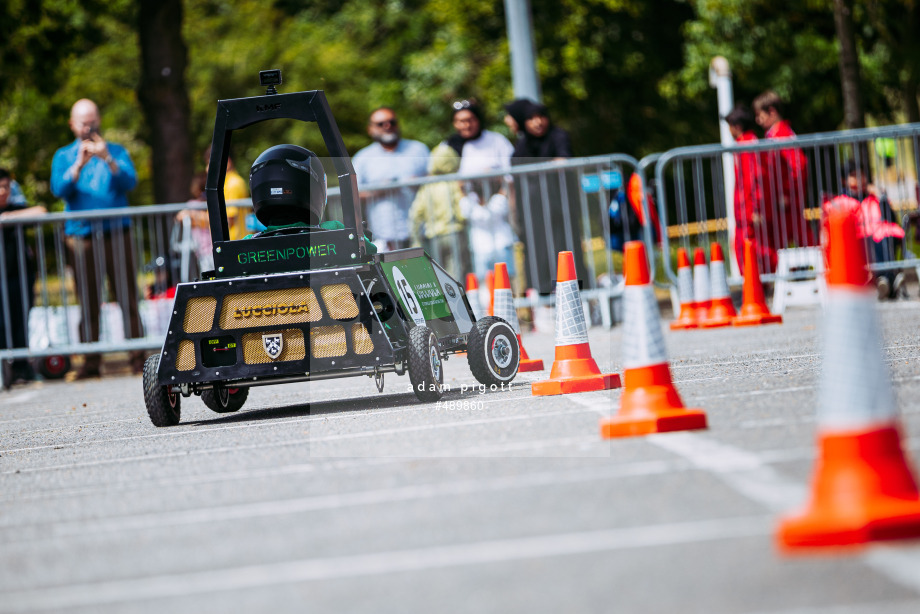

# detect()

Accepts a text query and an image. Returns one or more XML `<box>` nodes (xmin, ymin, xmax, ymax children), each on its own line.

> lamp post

<box><xmin>504</xmin><ymin>0</ymin><xmax>541</xmax><ymax>102</ymax></box>
<box><xmin>709</xmin><ymin>56</ymin><xmax>739</xmax><ymax>278</ymax></box>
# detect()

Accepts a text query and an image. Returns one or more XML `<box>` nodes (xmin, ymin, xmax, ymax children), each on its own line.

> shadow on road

<box><xmin>182</xmin><ymin>386</ymin><xmax>491</xmax><ymax>427</ymax></box>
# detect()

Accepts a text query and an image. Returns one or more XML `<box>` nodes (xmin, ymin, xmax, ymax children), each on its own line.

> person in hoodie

<box><xmin>509</xmin><ymin>100</ymin><xmax>584</xmax><ymax>293</ymax></box>
<box><xmin>754</xmin><ymin>90</ymin><xmax>815</xmax><ymax>249</ymax></box>
<box><xmin>726</xmin><ymin>104</ymin><xmax>775</xmax><ymax>273</ymax></box>
<box><xmin>823</xmin><ymin>160</ymin><xmax>905</xmax><ymax>300</ymax></box>
<box><xmin>409</xmin><ymin>143</ymin><xmax>469</xmax><ymax>279</ymax></box>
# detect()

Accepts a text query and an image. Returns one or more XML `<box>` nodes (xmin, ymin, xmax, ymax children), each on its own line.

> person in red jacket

<box><xmin>726</xmin><ymin>104</ymin><xmax>776</xmax><ymax>273</ymax></box>
<box><xmin>821</xmin><ymin>160</ymin><xmax>905</xmax><ymax>299</ymax></box>
<box><xmin>754</xmin><ymin>91</ymin><xmax>816</xmax><ymax>250</ymax></box>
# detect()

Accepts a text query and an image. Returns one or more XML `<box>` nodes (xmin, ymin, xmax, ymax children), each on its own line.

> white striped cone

<box><xmin>702</xmin><ymin>243</ymin><xmax>736</xmax><ymax>327</ymax></box>
<box><xmin>778</xmin><ymin>206</ymin><xmax>920</xmax><ymax>548</ymax></box>
<box><xmin>493</xmin><ymin>286</ymin><xmax>521</xmax><ymax>334</ymax></box>
<box><xmin>532</xmin><ymin>251</ymin><xmax>618</xmax><ymax>395</ymax></box>
<box><xmin>493</xmin><ymin>263</ymin><xmax>543</xmax><ymax>372</ymax></box>
<box><xmin>601</xmin><ymin>241</ymin><xmax>707</xmax><ymax>438</ymax></box>
<box><xmin>692</xmin><ymin>247</ymin><xmax>711</xmax><ymax>322</ymax></box>
<box><xmin>465</xmin><ymin>273</ymin><xmax>483</xmax><ymax>321</ymax></box>
<box><xmin>671</xmin><ymin>247</ymin><xmax>699</xmax><ymax>330</ymax></box>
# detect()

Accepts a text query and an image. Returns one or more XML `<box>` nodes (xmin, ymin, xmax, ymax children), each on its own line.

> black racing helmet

<box><xmin>249</xmin><ymin>144</ymin><xmax>327</xmax><ymax>226</ymax></box>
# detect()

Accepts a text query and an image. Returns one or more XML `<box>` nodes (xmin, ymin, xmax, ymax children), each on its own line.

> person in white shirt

<box><xmin>352</xmin><ymin>107</ymin><xmax>430</xmax><ymax>251</ymax></box>
<box><xmin>449</xmin><ymin>99</ymin><xmax>516</xmax><ymax>278</ymax></box>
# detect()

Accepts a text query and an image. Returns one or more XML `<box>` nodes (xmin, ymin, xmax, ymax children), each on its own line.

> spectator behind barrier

<box><xmin>409</xmin><ymin>143</ymin><xmax>470</xmax><ymax>279</ymax></box>
<box><xmin>726</xmin><ymin>104</ymin><xmax>775</xmax><ymax>274</ymax></box>
<box><xmin>352</xmin><ymin>107</ymin><xmax>430</xmax><ymax>252</ymax></box>
<box><xmin>510</xmin><ymin>100</ymin><xmax>586</xmax><ymax>294</ymax></box>
<box><xmin>450</xmin><ymin>99</ymin><xmax>516</xmax><ymax>279</ymax></box>
<box><xmin>50</xmin><ymin>98</ymin><xmax>144</xmax><ymax>379</ymax></box>
<box><xmin>0</xmin><ymin>169</ymin><xmax>46</xmax><ymax>385</ymax></box>
<box><xmin>754</xmin><ymin>90</ymin><xmax>816</xmax><ymax>250</ymax></box>
<box><xmin>822</xmin><ymin>160</ymin><xmax>905</xmax><ymax>300</ymax></box>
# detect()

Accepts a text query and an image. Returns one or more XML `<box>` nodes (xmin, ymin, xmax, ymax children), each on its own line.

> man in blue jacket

<box><xmin>51</xmin><ymin>98</ymin><xmax>144</xmax><ymax>379</ymax></box>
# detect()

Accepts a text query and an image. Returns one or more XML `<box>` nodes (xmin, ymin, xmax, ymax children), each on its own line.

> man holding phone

<box><xmin>51</xmin><ymin>98</ymin><xmax>144</xmax><ymax>379</ymax></box>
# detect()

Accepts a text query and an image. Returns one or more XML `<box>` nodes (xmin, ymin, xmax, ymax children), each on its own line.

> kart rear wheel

<box><xmin>33</xmin><ymin>355</ymin><xmax>71</xmax><ymax>380</ymax></box>
<box><xmin>408</xmin><ymin>325</ymin><xmax>443</xmax><ymax>402</ymax></box>
<box><xmin>467</xmin><ymin>316</ymin><xmax>520</xmax><ymax>387</ymax></box>
<box><xmin>143</xmin><ymin>354</ymin><xmax>180</xmax><ymax>427</ymax></box>
<box><xmin>201</xmin><ymin>385</ymin><xmax>248</xmax><ymax>413</ymax></box>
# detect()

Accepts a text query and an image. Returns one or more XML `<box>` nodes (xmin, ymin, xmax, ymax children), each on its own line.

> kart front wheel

<box><xmin>143</xmin><ymin>354</ymin><xmax>181</xmax><ymax>427</ymax></box>
<box><xmin>408</xmin><ymin>325</ymin><xmax>444</xmax><ymax>402</ymax></box>
<box><xmin>201</xmin><ymin>385</ymin><xmax>249</xmax><ymax>414</ymax></box>
<box><xmin>467</xmin><ymin>316</ymin><xmax>520</xmax><ymax>387</ymax></box>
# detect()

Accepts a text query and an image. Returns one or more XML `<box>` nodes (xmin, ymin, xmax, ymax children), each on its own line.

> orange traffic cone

<box><xmin>777</xmin><ymin>206</ymin><xmax>920</xmax><ymax>549</ymax></box>
<box><xmin>692</xmin><ymin>247</ymin><xmax>711</xmax><ymax>323</ymax></box>
<box><xmin>532</xmin><ymin>251</ymin><xmax>620</xmax><ymax>396</ymax></box>
<box><xmin>600</xmin><ymin>241</ymin><xmax>707</xmax><ymax>438</ymax></box>
<box><xmin>466</xmin><ymin>273</ymin><xmax>483</xmax><ymax>321</ymax></box>
<box><xmin>670</xmin><ymin>247</ymin><xmax>699</xmax><ymax>330</ymax></box>
<box><xmin>493</xmin><ymin>263</ymin><xmax>544</xmax><ymax>373</ymax></box>
<box><xmin>485</xmin><ymin>270</ymin><xmax>495</xmax><ymax>316</ymax></box>
<box><xmin>733</xmin><ymin>239</ymin><xmax>782</xmax><ymax>326</ymax></box>
<box><xmin>701</xmin><ymin>243</ymin><xmax>736</xmax><ymax>328</ymax></box>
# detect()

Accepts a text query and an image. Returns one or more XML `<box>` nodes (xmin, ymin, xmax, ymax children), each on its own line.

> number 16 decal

<box><xmin>392</xmin><ymin>267</ymin><xmax>426</xmax><ymax>326</ymax></box>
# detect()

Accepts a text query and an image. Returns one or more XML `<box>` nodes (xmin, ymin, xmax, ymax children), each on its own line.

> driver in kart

<box><xmin>245</xmin><ymin>144</ymin><xmax>377</xmax><ymax>253</ymax></box>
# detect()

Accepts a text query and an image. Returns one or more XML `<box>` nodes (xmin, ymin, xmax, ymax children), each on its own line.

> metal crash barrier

<box><xmin>0</xmin><ymin>204</ymin><xmax>194</xmax><ymax>373</ymax></box>
<box><xmin>653</xmin><ymin>123</ymin><xmax>920</xmax><ymax>289</ymax></box>
<box><xmin>0</xmin><ymin>154</ymin><xmax>652</xmax><ymax>381</ymax></box>
<box><xmin>4</xmin><ymin>123</ymin><xmax>918</xmax><ymax>380</ymax></box>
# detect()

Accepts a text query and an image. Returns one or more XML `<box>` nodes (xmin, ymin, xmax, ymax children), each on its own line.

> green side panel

<box><xmin>381</xmin><ymin>256</ymin><xmax>452</xmax><ymax>323</ymax></box>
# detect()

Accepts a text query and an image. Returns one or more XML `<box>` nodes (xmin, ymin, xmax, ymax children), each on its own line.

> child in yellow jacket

<box><xmin>410</xmin><ymin>143</ymin><xmax>470</xmax><ymax>278</ymax></box>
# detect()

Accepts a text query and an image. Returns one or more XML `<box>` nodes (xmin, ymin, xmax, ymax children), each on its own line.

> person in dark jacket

<box><xmin>509</xmin><ymin>101</ymin><xmax>583</xmax><ymax>293</ymax></box>
<box><xmin>512</xmin><ymin>102</ymin><xmax>572</xmax><ymax>161</ymax></box>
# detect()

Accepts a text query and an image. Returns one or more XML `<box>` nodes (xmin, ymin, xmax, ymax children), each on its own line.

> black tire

<box><xmin>467</xmin><ymin>316</ymin><xmax>520</xmax><ymax>387</ymax></box>
<box><xmin>143</xmin><ymin>354</ymin><xmax>180</xmax><ymax>427</ymax></box>
<box><xmin>201</xmin><ymin>385</ymin><xmax>248</xmax><ymax>413</ymax></box>
<box><xmin>33</xmin><ymin>355</ymin><xmax>71</xmax><ymax>380</ymax></box>
<box><xmin>408</xmin><ymin>325</ymin><xmax>444</xmax><ymax>402</ymax></box>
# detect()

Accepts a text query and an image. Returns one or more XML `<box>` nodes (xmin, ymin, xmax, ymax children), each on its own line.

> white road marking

<box><xmin>0</xmin><ymin>515</ymin><xmax>770</xmax><ymax>611</ymax></box>
<box><xmin>648</xmin><ymin>432</ymin><xmax>806</xmax><ymax>512</ymax></box>
<box><xmin>0</xmin><ymin>389</ymin><xmax>540</xmax><ymax>455</ymax></box>
<box><xmin>0</xmin><ymin>390</ymin><xmax>39</xmax><ymax>405</ymax></box>
<box><xmin>669</xmin><ymin>354</ymin><xmax>820</xmax><ymax>368</ymax></box>
<box><xmin>864</xmin><ymin>548</ymin><xmax>920</xmax><ymax>594</ymax></box>
<box><xmin>7</xmin><ymin>418</ymin><xmax>136</xmax><ymax>437</ymax></box>
<box><xmin>0</xmin><ymin>435</ymin><xmax>603</xmax><ymax>503</ymax></box>
<box><xmin>741</xmin><ymin>599</ymin><xmax>920</xmax><ymax>614</ymax></box>
<box><xmin>0</xmin><ymin>459</ymin><xmax>689</xmax><ymax>539</ymax></box>
<box><xmin>646</xmin><ymin>431</ymin><xmax>920</xmax><ymax>597</ymax></box>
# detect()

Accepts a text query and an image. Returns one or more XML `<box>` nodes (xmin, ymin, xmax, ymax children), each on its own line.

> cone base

<box><xmin>670</xmin><ymin>305</ymin><xmax>699</xmax><ymax>330</ymax></box>
<box><xmin>670</xmin><ymin>318</ymin><xmax>699</xmax><ymax>330</ymax></box>
<box><xmin>779</xmin><ymin>498</ymin><xmax>920</xmax><ymax>549</ymax></box>
<box><xmin>532</xmin><ymin>373</ymin><xmax>621</xmax><ymax>397</ymax></box>
<box><xmin>778</xmin><ymin>426</ymin><xmax>920</xmax><ymax>549</ymax></box>
<box><xmin>600</xmin><ymin>408</ymin><xmax>707</xmax><ymax>438</ymax></box>
<box><xmin>733</xmin><ymin>313</ymin><xmax>783</xmax><ymax>327</ymax></box>
<box><xmin>700</xmin><ymin>317</ymin><xmax>733</xmax><ymax>329</ymax></box>
<box><xmin>519</xmin><ymin>358</ymin><xmax>544</xmax><ymax>372</ymax></box>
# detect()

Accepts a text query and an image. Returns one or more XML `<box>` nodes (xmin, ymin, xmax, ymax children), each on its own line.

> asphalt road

<box><xmin>2</xmin><ymin>302</ymin><xmax>920</xmax><ymax>613</ymax></box>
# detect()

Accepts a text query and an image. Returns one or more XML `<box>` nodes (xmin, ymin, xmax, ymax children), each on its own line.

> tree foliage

<box><xmin>0</xmin><ymin>0</ymin><xmax>917</xmax><ymax>208</ymax></box>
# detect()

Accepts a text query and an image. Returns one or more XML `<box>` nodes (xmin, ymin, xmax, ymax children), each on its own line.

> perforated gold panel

<box><xmin>176</xmin><ymin>340</ymin><xmax>196</xmax><ymax>371</ymax></box>
<box><xmin>219</xmin><ymin>287</ymin><xmax>322</xmax><ymax>330</ymax></box>
<box><xmin>320</xmin><ymin>284</ymin><xmax>359</xmax><ymax>320</ymax></box>
<box><xmin>310</xmin><ymin>325</ymin><xmax>347</xmax><ymax>358</ymax></box>
<box><xmin>184</xmin><ymin>297</ymin><xmax>217</xmax><ymax>333</ymax></box>
<box><xmin>351</xmin><ymin>322</ymin><xmax>374</xmax><ymax>355</ymax></box>
<box><xmin>241</xmin><ymin>328</ymin><xmax>306</xmax><ymax>364</ymax></box>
